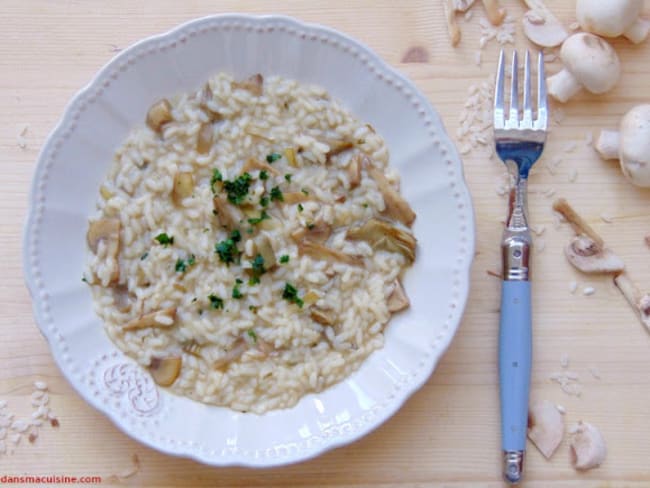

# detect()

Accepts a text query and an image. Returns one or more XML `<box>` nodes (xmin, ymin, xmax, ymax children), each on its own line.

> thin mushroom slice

<box><xmin>347</xmin><ymin>218</ymin><xmax>417</xmax><ymax>263</ymax></box>
<box><xmin>297</xmin><ymin>240</ymin><xmax>363</xmax><ymax>267</ymax></box>
<box><xmin>123</xmin><ymin>307</ymin><xmax>177</xmax><ymax>331</ymax></box>
<box><xmin>527</xmin><ymin>400</ymin><xmax>564</xmax><ymax>459</ymax></box>
<box><xmin>214</xmin><ymin>338</ymin><xmax>248</xmax><ymax>371</ymax></box>
<box><xmin>367</xmin><ymin>165</ymin><xmax>416</xmax><ymax>225</ymax></box>
<box><xmin>146</xmin><ymin>99</ymin><xmax>173</xmax><ymax>133</ymax></box>
<box><xmin>212</xmin><ymin>195</ymin><xmax>244</xmax><ymax>230</ymax></box>
<box><xmin>87</xmin><ymin>218</ymin><xmax>121</xmax><ymax>284</ymax></box>
<box><xmin>569</xmin><ymin>421</ymin><xmax>607</xmax><ymax>471</ymax></box>
<box><xmin>326</xmin><ymin>140</ymin><xmax>354</xmax><ymax>159</ymax></box>
<box><xmin>242</xmin><ymin>157</ymin><xmax>281</xmax><ymax>176</ymax></box>
<box><xmin>347</xmin><ymin>153</ymin><xmax>362</xmax><ymax>189</ymax></box>
<box><xmin>290</xmin><ymin>221</ymin><xmax>332</xmax><ymax>244</ymax></box>
<box><xmin>310</xmin><ymin>307</ymin><xmax>335</xmax><ymax>326</ymax></box>
<box><xmin>233</xmin><ymin>74</ymin><xmax>264</xmax><ymax>96</ymax></box>
<box><xmin>149</xmin><ymin>356</ymin><xmax>182</xmax><ymax>387</ymax></box>
<box><xmin>565</xmin><ymin>235</ymin><xmax>625</xmax><ymax>274</ymax></box>
<box><xmin>196</xmin><ymin>123</ymin><xmax>214</xmax><ymax>154</ymax></box>
<box><xmin>172</xmin><ymin>172</ymin><xmax>194</xmax><ymax>205</ymax></box>
<box><xmin>253</xmin><ymin>233</ymin><xmax>277</xmax><ymax>271</ymax></box>
<box><xmin>387</xmin><ymin>279</ymin><xmax>410</xmax><ymax>313</ymax></box>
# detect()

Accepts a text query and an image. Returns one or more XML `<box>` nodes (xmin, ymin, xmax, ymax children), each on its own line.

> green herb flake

<box><xmin>247</xmin><ymin>329</ymin><xmax>258</xmax><ymax>343</ymax></box>
<box><xmin>215</xmin><ymin>239</ymin><xmax>239</xmax><ymax>264</ymax></box>
<box><xmin>307</xmin><ymin>223</ymin><xmax>315</xmax><ymax>230</ymax></box>
<box><xmin>362</xmin><ymin>203</ymin><xmax>369</xmax><ymax>208</ymax></box>
<box><xmin>266</xmin><ymin>152</ymin><xmax>282</xmax><ymax>163</ymax></box>
<box><xmin>246</xmin><ymin>228</ymin><xmax>254</xmax><ymax>234</ymax></box>
<box><xmin>230</xmin><ymin>229</ymin><xmax>242</xmax><ymax>243</ymax></box>
<box><xmin>140</xmin><ymin>252</ymin><xmax>149</xmax><ymax>260</ymax></box>
<box><xmin>249</xmin><ymin>305</ymin><xmax>258</xmax><ymax>313</ymax></box>
<box><xmin>175</xmin><ymin>258</ymin><xmax>187</xmax><ymax>273</ymax></box>
<box><xmin>247</xmin><ymin>210</ymin><xmax>270</xmax><ymax>225</ymax></box>
<box><xmin>232</xmin><ymin>283</ymin><xmax>243</xmax><ymax>299</ymax></box>
<box><xmin>155</xmin><ymin>233</ymin><xmax>174</xmax><ymax>246</ymax></box>
<box><xmin>223</xmin><ymin>172</ymin><xmax>253</xmax><ymax>205</ymax></box>
<box><xmin>301</xmin><ymin>188</ymin><xmax>309</xmax><ymax>195</ymax></box>
<box><xmin>208</xmin><ymin>294</ymin><xmax>224</xmax><ymax>310</ymax></box>
<box><xmin>284</xmin><ymin>174</ymin><xmax>292</xmax><ymax>183</ymax></box>
<box><xmin>270</xmin><ymin>186</ymin><xmax>284</xmax><ymax>202</ymax></box>
<box><xmin>248</xmin><ymin>254</ymin><xmax>266</xmax><ymax>285</ymax></box>
<box><xmin>81</xmin><ymin>276</ymin><xmax>89</xmax><ymax>283</ymax></box>
<box><xmin>297</xmin><ymin>203</ymin><xmax>304</xmax><ymax>212</ymax></box>
<box><xmin>210</xmin><ymin>168</ymin><xmax>223</xmax><ymax>193</ymax></box>
<box><xmin>282</xmin><ymin>282</ymin><xmax>304</xmax><ymax>308</ymax></box>
<box><xmin>260</xmin><ymin>195</ymin><xmax>269</xmax><ymax>207</ymax></box>
<box><xmin>280</xmin><ymin>255</ymin><xmax>290</xmax><ymax>264</ymax></box>
<box><xmin>259</xmin><ymin>170</ymin><xmax>269</xmax><ymax>181</ymax></box>
<box><xmin>191</xmin><ymin>297</ymin><xmax>198</xmax><ymax>303</ymax></box>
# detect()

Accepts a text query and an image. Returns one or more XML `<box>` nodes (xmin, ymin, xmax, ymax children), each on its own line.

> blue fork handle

<box><xmin>499</xmin><ymin>280</ymin><xmax>532</xmax><ymax>479</ymax></box>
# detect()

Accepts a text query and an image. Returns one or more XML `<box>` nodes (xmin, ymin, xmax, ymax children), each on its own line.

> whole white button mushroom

<box><xmin>576</xmin><ymin>0</ymin><xmax>650</xmax><ymax>44</ymax></box>
<box><xmin>547</xmin><ymin>33</ymin><xmax>620</xmax><ymax>103</ymax></box>
<box><xmin>595</xmin><ymin>104</ymin><xmax>650</xmax><ymax>187</ymax></box>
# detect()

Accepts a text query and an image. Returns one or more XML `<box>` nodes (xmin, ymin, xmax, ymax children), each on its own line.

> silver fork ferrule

<box><xmin>503</xmin><ymin>450</ymin><xmax>524</xmax><ymax>484</ymax></box>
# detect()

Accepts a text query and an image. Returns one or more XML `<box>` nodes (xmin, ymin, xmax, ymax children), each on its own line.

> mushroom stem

<box><xmin>594</xmin><ymin>129</ymin><xmax>620</xmax><ymax>161</ymax></box>
<box><xmin>482</xmin><ymin>0</ymin><xmax>506</xmax><ymax>25</ymax></box>
<box><xmin>443</xmin><ymin>0</ymin><xmax>461</xmax><ymax>46</ymax></box>
<box><xmin>552</xmin><ymin>198</ymin><xmax>604</xmax><ymax>249</ymax></box>
<box><xmin>623</xmin><ymin>17</ymin><xmax>650</xmax><ymax>44</ymax></box>
<box><xmin>547</xmin><ymin>69</ymin><xmax>582</xmax><ymax>103</ymax></box>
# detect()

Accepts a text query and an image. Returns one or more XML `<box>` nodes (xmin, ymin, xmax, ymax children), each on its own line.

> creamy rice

<box><xmin>85</xmin><ymin>73</ymin><xmax>416</xmax><ymax>413</ymax></box>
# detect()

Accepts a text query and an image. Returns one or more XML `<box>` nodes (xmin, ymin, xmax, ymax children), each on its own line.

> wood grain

<box><xmin>1</xmin><ymin>1</ymin><xmax>650</xmax><ymax>486</ymax></box>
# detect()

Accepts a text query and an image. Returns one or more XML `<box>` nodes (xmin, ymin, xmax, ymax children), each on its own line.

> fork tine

<box><xmin>494</xmin><ymin>49</ymin><xmax>505</xmax><ymax>129</ymax></box>
<box><xmin>509</xmin><ymin>51</ymin><xmax>519</xmax><ymax>126</ymax></box>
<box><xmin>536</xmin><ymin>52</ymin><xmax>548</xmax><ymax>130</ymax></box>
<box><xmin>522</xmin><ymin>51</ymin><xmax>533</xmax><ymax>129</ymax></box>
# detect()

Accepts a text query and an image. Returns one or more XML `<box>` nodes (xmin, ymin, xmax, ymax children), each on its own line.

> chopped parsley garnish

<box><xmin>301</xmin><ymin>188</ymin><xmax>309</xmax><ymax>195</ymax></box>
<box><xmin>203</xmin><ymin>228</ymin><xmax>210</xmax><ymax>233</ymax></box>
<box><xmin>270</xmin><ymin>186</ymin><xmax>284</xmax><ymax>202</ymax></box>
<box><xmin>210</xmin><ymin>168</ymin><xmax>223</xmax><ymax>193</ymax></box>
<box><xmin>307</xmin><ymin>223</ymin><xmax>315</xmax><ymax>230</ymax></box>
<box><xmin>362</xmin><ymin>203</ymin><xmax>369</xmax><ymax>208</ymax></box>
<box><xmin>232</xmin><ymin>282</ymin><xmax>243</xmax><ymax>299</ymax></box>
<box><xmin>155</xmin><ymin>233</ymin><xmax>174</xmax><ymax>246</ymax></box>
<box><xmin>246</xmin><ymin>228</ymin><xmax>254</xmax><ymax>234</ymax></box>
<box><xmin>284</xmin><ymin>174</ymin><xmax>292</xmax><ymax>182</ymax></box>
<box><xmin>208</xmin><ymin>294</ymin><xmax>224</xmax><ymax>309</ymax></box>
<box><xmin>230</xmin><ymin>229</ymin><xmax>241</xmax><ymax>243</ymax></box>
<box><xmin>215</xmin><ymin>238</ymin><xmax>239</xmax><ymax>264</ymax></box>
<box><xmin>223</xmin><ymin>172</ymin><xmax>253</xmax><ymax>205</ymax></box>
<box><xmin>259</xmin><ymin>170</ymin><xmax>269</xmax><ymax>180</ymax></box>
<box><xmin>266</xmin><ymin>152</ymin><xmax>282</xmax><ymax>163</ymax></box>
<box><xmin>236</xmin><ymin>279</ymin><xmax>243</xmax><ymax>284</ymax></box>
<box><xmin>81</xmin><ymin>276</ymin><xmax>88</xmax><ymax>283</ymax></box>
<box><xmin>247</xmin><ymin>210</ymin><xmax>270</xmax><ymax>225</ymax></box>
<box><xmin>260</xmin><ymin>195</ymin><xmax>269</xmax><ymax>207</ymax></box>
<box><xmin>175</xmin><ymin>254</ymin><xmax>196</xmax><ymax>272</ymax></box>
<box><xmin>282</xmin><ymin>283</ymin><xmax>304</xmax><ymax>308</ymax></box>
<box><xmin>246</xmin><ymin>329</ymin><xmax>258</xmax><ymax>342</ymax></box>
<box><xmin>192</xmin><ymin>297</ymin><xmax>198</xmax><ymax>303</ymax></box>
<box><xmin>248</xmin><ymin>254</ymin><xmax>266</xmax><ymax>285</ymax></box>
<box><xmin>297</xmin><ymin>203</ymin><xmax>304</xmax><ymax>212</ymax></box>
<box><xmin>280</xmin><ymin>255</ymin><xmax>290</xmax><ymax>264</ymax></box>
<box><xmin>187</xmin><ymin>255</ymin><xmax>196</xmax><ymax>266</ymax></box>
<box><xmin>249</xmin><ymin>305</ymin><xmax>258</xmax><ymax>313</ymax></box>
<box><xmin>140</xmin><ymin>252</ymin><xmax>149</xmax><ymax>260</ymax></box>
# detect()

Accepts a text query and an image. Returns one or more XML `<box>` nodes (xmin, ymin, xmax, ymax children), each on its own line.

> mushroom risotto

<box><xmin>85</xmin><ymin>73</ymin><xmax>417</xmax><ymax>413</ymax></box>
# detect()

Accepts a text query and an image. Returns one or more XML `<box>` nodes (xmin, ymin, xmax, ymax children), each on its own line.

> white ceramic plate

<box><xmin>23</xmin><ymin>14</ymin><xmax>474</xmax><ymax>467</ymax></box>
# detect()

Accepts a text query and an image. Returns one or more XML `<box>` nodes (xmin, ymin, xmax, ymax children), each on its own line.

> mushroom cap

<box><xmin>619</xmin><ymin>104</ymin><xmax>650</xmax><ymax>187</ymax></box>
<box><xmin>560</xmin><ymin>33</ymin><xmax>620</xmax><ymax>94</ymax></box>
<box><xmin>576</xmin><ymin>0</ymin><xmax>644</xmax><ymax>38</ymax></box>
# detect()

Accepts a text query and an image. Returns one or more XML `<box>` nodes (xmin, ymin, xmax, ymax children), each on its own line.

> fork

<box><xmin>493</xmin><ymin>49</ymin><xmax>548</xmax><ymax>484</ymax></box>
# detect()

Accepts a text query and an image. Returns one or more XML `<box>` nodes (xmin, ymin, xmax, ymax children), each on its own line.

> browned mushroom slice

<box><xmin>302</xmin><ymin>290</ymin><xmax>321</xmax><ymax>307</ymax></box>
<box><xmin>326</xmin><ymin>140</ymin><xmax>354</xmax><ymax>158</ymax></box>
<box><xmin>565</xmin><ymin>235</ymin><xmax>625</xmax><ymax>274</ymax></box>
<box><xmin>198</xmin><ymin>83</ymin><xmax>222</xmax><ymax>122</ymax></box>
<box><xmin>111</xmin><ymin>285</ymin><xmax>134</xmax><ymax>313</ymax></box>
<box><xmin>254</xmin><ymin>233</ymin><xmax>277</xmax><ymax>270</ymax></box>
<box><xmin>233</xmin><ymin>74</ymin><xmax>264</xmax><ymax>96</ymax></box>
<box><xmin>214</xmin><ymin>338</ymin><xmax>248</xmax><ymax>371</ymax></box>
<box><xmin>281</xmin><ymin>192</ymin><xmax>310</xmax><ymax>205</ymax></box>
<box><xmin>387</xmin><ymin>279</ymin><xmax>410</xmax><ymax>312</ymax></box>
<box><xmin>149</xmin><ymin>356</ymin><xmax>182</xmax><ymax>387</ymax></box>
<box><xmin>181</xmin><ymin>340</ymin><xmax>203</xmax><ymax>358</ymax></box>
<box><xmin>347</xmin><ymin>218</ymin><xmax>417</xmax><ymax>263</ymax></box>
<box><xmin>87</xmin><ymin>218</ymin><xmax>121</xmax><ymax>283</ymax></box>
<box><xmin>284</xmin><ymin>147</ymin><xmax>297</xmax><ymax>167</ymax></box>
<box><xmin>347</xmin><ymin>153</ymin><xmax>362</xmax><ymax>189</ymax></box>
<box><xmin>310</xmin><ymin>307</ymin><xmax>335</xmax><ymax>326</ymax></box>
<box><xmin>172</xmin><ymin>172</ymin><xmax>194</xmax><ymax>204</ymax></box>
<box><xmin>123</xmin><ymin>307</ymin><xmax>177</xmax><ymax>331</ymax></box>
<box><xmin>290</xmin><ymin>221</ymin><xmax>332</xmax><ymax>244</ymax></box>
<box><xmin>212</xmin><ymin>195</ymin><xmax>244</xmax><ymax>230</ymax></box>
<box><xmin>242</xmin><ymin>157</ymin><xmax>280</xmax><ymax>176</ymax></box>
<box><xmin>367</xmin><ymin>166</ymin><xmax>416</xmax><ymax>225</ymax></box>
<box><xmin>196</xmin><ymin>123</ymin><xmax>214</xmax><ymax>154</ymax></box>
<box><xmin>146</xmin><ymin>99</ymin><xmax>173</xmax><ymax>133</ymax></box>
<box><xmin>297</xmin><ymin>240</ymin><xmax>363</xmax><ymax>266</ymax></box>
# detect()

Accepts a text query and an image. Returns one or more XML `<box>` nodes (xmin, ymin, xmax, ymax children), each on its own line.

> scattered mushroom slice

<box><xmin>303</xmin><ymin>290</ymin><xmax>321</xmax><ymax>307</ymax></box>
<box><xmin>282</xmin><ymin>192</ymin><xmax>311</xmax><ymax>204</ymax></box>
<box><xmin>565</xmin><ymin>235</ymin><xmax>625</xmax><ymax>274</ymax></box>
<box><xmin>326</xmin><ymin>140</ymin><xmax>354</xmax><ymax>158</ymax></box>
<box><xmin>172</xmin><ymin>172</ymin><xmax>194</xmax><ymax>205</ymax></box>
<box><xmin>111</xmin><ymin>285</ymin><xmax>134</xmax><ymax>313</ymax></box>
<box><xmin>453</xmin><ymin>0</ymin><xmax>476</xmax><ymax>12</ymax></box>
<box><xmin>614</xmin><ymin>273</ymin><xmax>650</xmax><ymax>334</ymax></box>
<box><xmin>212</xmin><ymin>195</ymin><xmax>244</xmax><ymax>230</ymax></box>
<box><xmin>482</xmin><ymin>0</ymin><xmax>507</xmax><ymax>25</ymax></box>
<box><xmin>233</xmin><ymin>74</ymin><xmax>264</xmax><ymax>96</ymax></box>
<box><xmin>242</xmin><ymin>157</ymin><xmax>280</xmax><ymax>176</ymax></box>
<box><xmin>569</xmin><ymin>421</ymin><xmax>607</xmax><ymax>471</ymax></box>
<box><xmin>198</xmin><ymin>83</ymin><xmax>222</xmax><ymax>121</ymax></box>
<box><xmin>148</xmin><ymin>356</ymin><xmax>182</xmax><ymax>387</ymax></box>
<box><xmin>595</xmin><ymin>104</ymin><xmax>650</xmax><ymax>188</ymax></box>
<box><xmin>253</xmin><ymin>233</ymin><xmax>277</xmax><ymax>271</ymax></box>
<box><xmin>214</xmin><ymin>338</ymin><xmax>248</xmax><ymax>371</ymax></box>
<box><xmin>146</xmin><ymin>99</ymin><xmax>173</xmax><ymax>133</ymax></box>
<box><xmin>576</xmin><ymin>0</ymin><xmax>649</xmax><ymax>44</ymax></box>
<box><xmin>347</xmin><ymin>153</ymin><xmax>362</xmax><ymax>189</ymax></box>
<box><xmin>87</xmin><ymin>218</ymin><xmax>121</xmax><ymax>284</ymax></box>
<box><xmin>291</xmin><ymin>221</ymin><xmax>332</xmax><ymax>244</ymax></box>
<box><xmin>284</xmin><ymin>147</ymin><xmax>297</xmax><ymax>167</ymax></box>
<box><xmin>552</xmin><ymin>198</ymin><xmax>604</xmax><ymax>249</ymax></box>
<box><xmin>521</xmin><ymin>0</ymin><xmax>569</xmax><ymax>47</ymax></box>
<box><xmin>196</xmin><ymin>123</ymin><xmax>213</xmax><ymax>154</ymax></box>
<box><xmin>123</xmin><ymin>307</ymin><xmax>177</xmax><ymax>331</ymax></box>
<box><xmin>387</xmin><ymin>279</ymin><xmax>410</xmax><ymax>313</ymax></box>
<box><xmin>527</xmin><ymin>400</ymin><xmax>565</xmax><ymax>459</ymax></box>
<box><xmin>367</xmin><ymin>166</ymin><xmax>416</xmax><ymax>225</ymax></box>
<box><xmin>310</xmin><ymin>307</ymin><xmax>335</xmax><ymax>326</ymax></box>
<box><xmin>347</xmin><ymin>218</ymin><xmax>417</xmax><ymax>264</ymax></box>
<box><xmin>297</xmin><ymin>240</ymin><xmax>363</xmax><ymax>267</ymax></box>
<box><xmin>443</xmin><ymin>0</ymin><xmax>461</xmax><ymax>46</ymax></box>
<box><xmin>547</xmin><ymin>33</ymin><xmax>620</xmax><ymax>103</ymax></box>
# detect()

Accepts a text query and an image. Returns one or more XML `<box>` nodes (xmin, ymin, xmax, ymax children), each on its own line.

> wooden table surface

<box><xmin>2</xmin><ymin>1</ymin><xmax>650</xmax><ymax>486</ymax></box>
